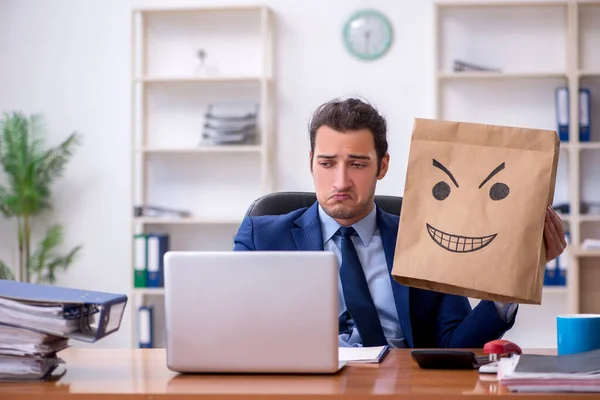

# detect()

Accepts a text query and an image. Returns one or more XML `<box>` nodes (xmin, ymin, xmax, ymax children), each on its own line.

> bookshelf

<box><xmin>434</xmin><ymin>0</ymin><xmax>600</xmax><ymax>347</ymax></box>
<box><xmin>130</xmin><ymin>5</ymin><xmax>274</xmax><ymax>348</ymax></box>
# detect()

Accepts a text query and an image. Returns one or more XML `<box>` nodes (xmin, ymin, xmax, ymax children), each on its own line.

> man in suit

<box><xmin>233</xmin><ymin>98</ymin><xmax>567</xmax><ymax>348</ymax></box>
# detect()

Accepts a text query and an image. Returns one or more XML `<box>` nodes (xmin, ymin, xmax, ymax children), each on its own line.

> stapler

<box><xmin>478</xmin><ymin>340</ymin><xmax>522</xmax><ymax>374</ymax></box>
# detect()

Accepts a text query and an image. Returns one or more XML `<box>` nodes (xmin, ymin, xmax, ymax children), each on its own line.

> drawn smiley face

<box><xmin>426</xmin><ymin>159</ymin><xmax>509</xmax><ymax>253</ymax></box>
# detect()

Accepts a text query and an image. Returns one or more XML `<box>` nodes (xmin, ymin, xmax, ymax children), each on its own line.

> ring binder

<box><xmin>0</xmin><ymin>280</ymin><xmax>127</xmax><ymax>342</ymax></box>
<box><xmin>0</xmin><ymin>281</ymin><xmax>127</xmax><ymax>381</ymax></box>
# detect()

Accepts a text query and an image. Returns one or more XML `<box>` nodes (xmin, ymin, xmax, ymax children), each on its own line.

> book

<box><xmin>338</xmin><ymin>345</ymin><xmax>389</xmax><ymax>364</ymax></box>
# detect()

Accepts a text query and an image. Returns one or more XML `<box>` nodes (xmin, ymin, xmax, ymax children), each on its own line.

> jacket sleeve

<box><xmin>233</xmin><ymin>216</ymin><xmax>255</xmax><ymax>251</ymax></box>
<box><xmin>435</xmin><ymin>296</ymin><xmax>517</xmax><ymax>348</ymax></box>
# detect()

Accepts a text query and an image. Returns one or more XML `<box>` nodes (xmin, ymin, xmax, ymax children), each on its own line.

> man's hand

<box><xmin>545</xmin><ymin>205</ymin><xmax>567</xmax><ymax>262</ymax></box>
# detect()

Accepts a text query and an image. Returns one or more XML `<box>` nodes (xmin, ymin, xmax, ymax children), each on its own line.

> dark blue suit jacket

<box><xmin>233</xmin><ymin>201</ymin><xmax>516</xmax><ymax>348</ymax></box>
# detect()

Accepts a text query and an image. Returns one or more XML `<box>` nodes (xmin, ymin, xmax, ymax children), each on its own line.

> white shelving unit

<box><xmin>435</xmin><ymin>0</ymin><xmax>600</xmax><ymax>348</ymax></box>
<box><xmin>130</xmin><ymin>5</ymin><xmax>274</xmax><ymax>348</ymax></box>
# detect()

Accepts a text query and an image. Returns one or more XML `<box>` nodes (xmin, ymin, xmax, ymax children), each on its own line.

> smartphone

<box><xmin>411</xmin><ymin>349</ymin><xmax>492</xmax><ymax>370</ymax></box>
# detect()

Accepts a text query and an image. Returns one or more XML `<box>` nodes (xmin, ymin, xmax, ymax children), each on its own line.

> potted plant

<box><xmin>0</xmin><ymin>112</ymin><xmax>82</xmax><ymax>283</ymax></box>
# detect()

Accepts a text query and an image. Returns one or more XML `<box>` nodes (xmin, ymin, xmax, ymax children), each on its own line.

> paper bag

<box><xmin>391</xmin><ymin>118</ymin><xmax>560</xmax><ymax>305</ymax></box>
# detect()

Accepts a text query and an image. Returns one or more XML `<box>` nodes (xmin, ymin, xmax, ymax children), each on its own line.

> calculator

<box><xmin>411</xmin><ymin>349</ymin><xmax>493</xmax><ymax>370</ymax></box>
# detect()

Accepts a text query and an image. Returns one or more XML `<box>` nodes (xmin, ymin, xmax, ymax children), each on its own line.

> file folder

<box><xmin>0</xmin><ymin>280</ymin><xmax>127</xmax><ymax>343</ymax></box>
<box><xmin>138</xmin><ymin>305</ymin><xmax>153</xmax><ymax>348</ymax></box>
<box><xmin>555</xmin><ymin>87</ymin><xmax>569</xmax><ymax>141</ymax></box>
<box><xmin>134</xmin><ymin>233</ymin><xmax>147</xmax><ymax>288</ymax></box>
<box><xmin>147</xmin><ymin>233</ymin><xmax>169</xmax><ymax>288</ymax></box>
<box><xmin>580</xmin><ymin>88</ymin><xmax>591</xmax><ymax>142</ymax></box>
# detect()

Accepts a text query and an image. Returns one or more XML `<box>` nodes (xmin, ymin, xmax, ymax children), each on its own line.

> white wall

<box><xmin>0</xmin><ymin>0</ymin><xmax>567</xmax><ymax>349</ymax></box>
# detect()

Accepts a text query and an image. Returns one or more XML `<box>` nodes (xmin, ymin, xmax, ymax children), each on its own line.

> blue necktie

<box><xmin>338</xmin><ymin>226</ymin><xmax>387</xmax><ymax>346</ymax></box>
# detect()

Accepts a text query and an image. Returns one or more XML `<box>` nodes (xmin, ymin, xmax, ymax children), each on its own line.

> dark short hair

<box><xmin>308</xmin><ymin>97</ymin><xmax>388</xmax><ymax>173</ymax></box>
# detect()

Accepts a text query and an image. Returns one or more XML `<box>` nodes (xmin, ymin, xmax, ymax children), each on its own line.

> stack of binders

<box><xmin>555</xmin><ymin>87</ymin><xmax>591</xmax><ymax>142</ymax></box>
<box><xmin>0</xmin><ymin>280</ymin><xmax>127</xmax><ymax>381</ymax></box>
<box><xmin>133</xmin><ymin>233</ymin><xmax>170</xmax><ymax>289</ymax></box>
<box><xmin>200</xmin><ymin>103</ymin><xmax>259</xmax><ymax>146</ymax></box>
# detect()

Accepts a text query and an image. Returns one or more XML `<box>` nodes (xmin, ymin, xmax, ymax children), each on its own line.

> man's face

<box><xmin>310</xmin><ymin>126</ymin><xmax>389</xmax><ymax>226</ymax></box>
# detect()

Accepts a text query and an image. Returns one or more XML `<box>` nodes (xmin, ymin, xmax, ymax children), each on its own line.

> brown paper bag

<box><xmin>391</xmin><ymin>118</ymin><xmax>560</xmax><ymax>305</ymax></box>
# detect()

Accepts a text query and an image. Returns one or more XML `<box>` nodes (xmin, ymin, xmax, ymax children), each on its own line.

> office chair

<box><xmin>244</xmin><ymin>191</ymin><xmax>403</xmax><ymax>217</ymax></box>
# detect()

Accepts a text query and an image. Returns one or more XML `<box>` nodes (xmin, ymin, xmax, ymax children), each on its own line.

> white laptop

<box><xmin>163</xmin><ymin>251</ymin><xmax>345</xmax><ymax>374</ymax></box>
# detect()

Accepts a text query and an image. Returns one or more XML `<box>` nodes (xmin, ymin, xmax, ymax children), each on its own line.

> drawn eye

<box><xmin>490</xmin><ymin>182</ymin><xmax>509</xmax><ymax>201</ymax></box>
<box><xmin>432</xmin><ymin>181</ymin><xmax>450</xmax><ymax>201</ymax></box>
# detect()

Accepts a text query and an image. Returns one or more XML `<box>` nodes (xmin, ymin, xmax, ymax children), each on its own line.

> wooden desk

<box><xmin>0</xmin><ymin>348</ymin><xmax>588</xmax><ymax>399</ymax></box>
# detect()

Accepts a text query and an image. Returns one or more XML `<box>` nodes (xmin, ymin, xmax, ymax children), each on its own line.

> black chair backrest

<box><xmin>245</xmin><ymin>191</ymin><xmax>403</xmax><ymax>217</ymax></box>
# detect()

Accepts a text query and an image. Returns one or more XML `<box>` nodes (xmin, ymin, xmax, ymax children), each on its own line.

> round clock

<box><xmin>343</xmin><ymin>9</ymin><xmax>393</xmax><ymax>61</ymax></box>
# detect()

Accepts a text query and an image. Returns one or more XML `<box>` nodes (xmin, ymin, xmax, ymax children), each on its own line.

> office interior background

<box><xmin>0</xmin><ymin>0</ymin><xmax>598</xmax><ymax>349</ymax></box>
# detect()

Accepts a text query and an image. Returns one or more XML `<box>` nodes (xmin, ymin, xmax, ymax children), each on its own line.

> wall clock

<box><xmin>343</xmin><ymin>9</ymin><xmax>393</xmax><ymax>61</ymax></box>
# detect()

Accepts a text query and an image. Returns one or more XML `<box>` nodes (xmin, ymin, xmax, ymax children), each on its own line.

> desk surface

<box><xmin>0</xmin><ymin>348</ymin><xmax>587</xmax><ymax>399</ymax></box>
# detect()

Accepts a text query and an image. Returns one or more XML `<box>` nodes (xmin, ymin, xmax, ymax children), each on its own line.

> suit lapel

<box><xmin>377</xmin><ymin>207</ymin><xmax>414</xmax><ymax>348</ymax></box>
<box><xmin>292</xmin><ymin>202</ymin><xmax>325</xmax><ymax>251</ymax></box>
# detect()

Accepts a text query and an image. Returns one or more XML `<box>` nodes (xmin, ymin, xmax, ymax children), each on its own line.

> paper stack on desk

<box><xmin>0</xmin><ymin>324</ymin><xmax>68</xmax><ymax>357</ymax></box>
<box><xmin>498</xmin><ymin>349</ymin><xmax>600</xmax><ymax>392</ymax></box>
<box><xmin>0</xmin><ymin>324</ymin><xmax>68</xmax><ymax>381</ymax></box>
<box><xmin>0</xmin><ymin>280</ymin><xmax>127</xmax><ymax>382</ymax></box>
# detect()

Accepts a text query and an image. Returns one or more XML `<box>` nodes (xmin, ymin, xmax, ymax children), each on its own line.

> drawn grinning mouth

<box><xmin>426</xmin><ymin>223</ymin><xmax>497</xmax><ymax>253</ymax></box>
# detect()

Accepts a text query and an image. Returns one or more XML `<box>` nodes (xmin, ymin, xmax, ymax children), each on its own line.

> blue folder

<box><xmin>580</xmin><ymin>88</ymin><xmax>591</xmax><ymax>142</ymax></box>
<box><xmin>146</xmin><ymin>233</ymin><xmax>169</xmax><ymax>288</ymax></box>
<box><xmin>555</xmin><ymin>87</ymin><xmax>569</xmax><ymax>142</ymax></box>
<box><xmin>0</xmin><ymin>280</ymin><xmax>127</xmax><ymax>342</ymax></box>
<box><xmin>137</xmin><ymin>305</ymin><xmax>153</xmax><ymax>348</ymax></box>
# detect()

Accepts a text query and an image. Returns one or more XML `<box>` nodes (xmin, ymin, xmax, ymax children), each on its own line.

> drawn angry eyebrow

<box><xmin>432</xmin><ymin>159</ymin><xmax>459</xmax><ymax>188</ymax></box>
<box><xmin>479</xmin><ymin>162</ymin><xmax>506</xmax><ymax>189</ymax></box>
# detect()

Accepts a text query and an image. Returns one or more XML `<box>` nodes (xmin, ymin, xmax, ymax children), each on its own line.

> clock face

<box><xmin>343</xmin><ymin>10</ymin><xmax>393</xmax><ymax>60</ymax></box>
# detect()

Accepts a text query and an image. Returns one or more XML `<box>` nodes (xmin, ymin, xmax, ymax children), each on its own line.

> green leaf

<box><xmin>36</xmin><ymin>132</ymin><xmax>81</xmax><ymax>186</ymax></box>
<box><xmin>29</xmin><ymin>224</ymin><xmax>82</xmax><ymax>284</ymax></box>
<box><xmin>0</xmin><ymin>111</ymin><xmax>82</xmax><ymax>285</ymax></box>
<box><xmin>0</xmin><ymin>260</ymin><xmax>15</xmax><ymax>280</ymax></box>
<box><xmin>38</xmin><ymin>245</ymin><xmax>82</xmax><ymax>285</ymax></box>
<box><xmin>0</xmin><ymin>112</ymin><xmax>81</xmax><ymax>217</ymax></box>
<box><xmin>29</xmin><ymin>224</ymin><xmax>64</xmax><ymax>276</ymax></box>
<box><xmin>0</xmin><ymin>185</ymin><xmax>12</xmax><ymax>217</ymax></box>
<box><xmin>0</xmin><ymin>112</ymin><xmax>40</xmax><ymax>215</ymax></box>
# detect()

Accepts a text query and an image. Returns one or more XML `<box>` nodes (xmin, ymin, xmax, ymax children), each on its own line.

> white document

<box><xmin>0</xmin><ymin>354</ymin><xmax>64</xmax><ymax>381</ymax></box>
<box><xmin>338</xmin><ymin>345</ymin><xmax>388</xmax><ymax>364</ymax></box>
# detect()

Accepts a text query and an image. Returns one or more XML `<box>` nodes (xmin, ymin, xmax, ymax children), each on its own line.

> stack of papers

<box><xmin>498</xmin><ymin>349</ymin><xmax>600</xmax><ymax>392</ymax></box>
<box><xmin>0</xmin><ymin>324</ymin><xmax>68</xmax><ymax>357</ymax></box>
<box><xmin>0</xmin><ymin>296</ymin><xmax>92</xmax><ymax>381</ymax></box>
<box><xmin>339</xmin><ymin>345</ymin><xmax>389</xmax><ymax>364</ymax></box>
<box><xmin>0</xmin><ymin>280</ymin><xmax>128</xmax><ymax>382</ymax></box>
<box><xmin>0</xmin><ymin>297</ymin><xmax>95</xmax><ymax>337</ymax></box>
<box><xmin>0</xmin><ymin>354</ymin><xmax>64</xmax><ymax>382</ymax></box>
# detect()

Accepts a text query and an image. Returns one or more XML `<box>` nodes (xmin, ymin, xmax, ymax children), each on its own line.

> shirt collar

<box><xmin>317</xmin><ymin>202</ymin><xmax>377</xmax><ymax>247</ymax></box>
